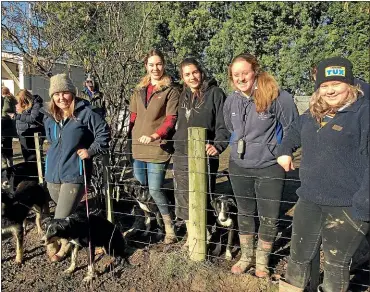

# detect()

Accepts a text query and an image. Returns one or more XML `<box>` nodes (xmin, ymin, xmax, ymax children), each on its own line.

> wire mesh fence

<box><xmin>1</xmin><ymin>133</ymin><xmax>369</xmax><ymax>291</ymax></box>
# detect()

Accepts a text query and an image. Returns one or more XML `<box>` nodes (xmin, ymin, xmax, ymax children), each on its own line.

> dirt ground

<box><xmin>1</xmin><ymin>143</ymin><xmax>369</xmax><ymax>292</ymax></box>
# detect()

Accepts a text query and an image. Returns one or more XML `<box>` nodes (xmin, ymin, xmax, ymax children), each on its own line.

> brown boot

<box><xmin>181</xmin><ymin>220</ymin><xmax>190</xmax><ymax>251</ymax></box>
<box><xmin>231</xmin><ymin>234</ymin><xmax>255</xmax><ymax>274</ymax></box>
<box><xmin>255</xmin><ymin>239</ymin><xmax>273</xmax><ymax>278</ymax></box>
<box><xmin>162</xmin><ymin>214</ymin><xmax>177</xmax><ymax>244</ymax></box>
<box><xmin>279</xmin><ymin>279</ymin><xmax>304</xmax><ymax>292</ymax></box>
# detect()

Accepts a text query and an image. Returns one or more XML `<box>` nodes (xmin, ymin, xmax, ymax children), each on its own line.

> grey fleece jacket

<box><xmin>223</xmin><ymin>90</ymin><xmax>298</xmax><ymax>168</ymax></box>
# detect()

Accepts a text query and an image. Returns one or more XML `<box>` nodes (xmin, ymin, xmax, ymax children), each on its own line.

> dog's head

<box><xmin>210</xmin><ymin>195</ymin><xmax>236</xmax><ymax>226</ymax></box>
<box><xmin>1</xmin><ymin>167</ymin><xmax>14</xmax><ymax>192</ymax></box>
<box><xmin>134</xmin><ymin>186</ymin><xmax>151</xmax><ymax>203</ymax></box>
<box><xmin>41</xmin><ymin>218</ymin><xmax>71</xmax><ymax>245</ymax></box>
<box><xmin>123</xmin><ymin>182</ymin><xmax>151</xmax><ymax>203</ymax></box>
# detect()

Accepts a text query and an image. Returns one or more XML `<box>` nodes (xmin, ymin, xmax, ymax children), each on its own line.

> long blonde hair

<box><xmin>228</xmin><ymin>53</ymin><xmax>279</xmax><ymax>113</ymax></box>
<box><xmin>49</xmin><ymin>94</ymin><xmax>76</xmax><ymax>122</ymax></box>
<box><xmin>136</xmin><ymin>49</ymin><xmax>171</xmax><ymax>90</ymax></box>
<box><xmin>309</xmin><ymin>84</ymin><xmax>363</xmax><ymax>123</ymax></box>
<box><xmin>16</xmin><ymin>89</ymin><xmax>33</xmax><ymax>113</ymax></box>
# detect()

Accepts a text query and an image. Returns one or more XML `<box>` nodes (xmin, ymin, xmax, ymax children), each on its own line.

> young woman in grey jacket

<box><xmin>223</xmin><ymin>53</ymin><xmax>298</xmax><ymax>277</ymax></box>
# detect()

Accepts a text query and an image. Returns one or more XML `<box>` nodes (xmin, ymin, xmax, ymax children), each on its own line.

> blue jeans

<box><xmin>133</xmin><ymin>159</ymin><xmax>170</xmax><ymax>215</ymax></box>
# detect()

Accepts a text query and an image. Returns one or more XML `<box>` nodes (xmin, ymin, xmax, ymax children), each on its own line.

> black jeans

<box><xmin>228</xmin><ymin>160</ymin><xmax>285</xmax><ymax>242</ymax></box>
<box><xmin>173</xmin><ymin>154</ymin><xmax>219</xmax><ymax>220</ymax></box>
<box><xmin>2</xmin><ymin>136</ymin><xmax>13</xmax><ymax>161</ymax></box>
<box><xmin>285</xmin><ymin>198</ymin><xmax>369</xmax><ymax>292</ymax></box>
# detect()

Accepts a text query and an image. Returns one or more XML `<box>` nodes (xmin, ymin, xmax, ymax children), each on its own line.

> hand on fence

<box><xmin>77</xmin><ymin>149</ymin><xmax>90</xmax><ymax>160</ymax></box>
<box><xmin>206</xmin><ymin>144</ymin><xmax>219</xmax><ymax>156</ymax></box>
<box><xmin>277</xmin><ymin>155</ymin><xmax>295</xmax><ymax>172</ymax></box>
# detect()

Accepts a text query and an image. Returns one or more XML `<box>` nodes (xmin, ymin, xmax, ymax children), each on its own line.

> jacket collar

<box><xmin>339</xmin><ymin>95</ymin><xmax>366</xmax><ymax>113</ymax></box>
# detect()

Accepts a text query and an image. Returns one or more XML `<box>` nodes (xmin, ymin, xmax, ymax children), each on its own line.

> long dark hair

<box><xmin>179</xmin><ymin>57</ymin><xmax>207</xmax><ymax>85</ymax></box>
<box><xmin>179</xmin><ymin>58</ymin><xmax>208</xmax><ymax>101</ymax></box>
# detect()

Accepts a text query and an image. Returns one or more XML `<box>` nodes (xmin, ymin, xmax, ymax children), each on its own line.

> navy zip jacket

<box><xmin>223</xmin><ymin>90</ymin><xmax>298</xmax><ymax>168</ymax></box>
<box><xmin>41</xmin><ymin>99</ymin><xmax>110</xmax><ymax>184</ymax></box>
<box><xmin>277</xmin><ymin>96</ymin><xmax>369</xmax><ymax>222</ymax></box>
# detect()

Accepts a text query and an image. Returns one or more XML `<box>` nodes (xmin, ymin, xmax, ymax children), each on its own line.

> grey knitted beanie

<box><xmin>49</xmin><ymin>73</ymin><xmax>76</xmax><ymax>98</ymax></box>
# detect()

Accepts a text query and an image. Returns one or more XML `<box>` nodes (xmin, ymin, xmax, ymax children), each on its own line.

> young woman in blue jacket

<box><xmin>41</xmin><ymin>73</ymin><xmax>110</xmax><ymax>262</ymax></box>
<box><xmin>223</xmin><ymin>53</ymin><xmax>298</xmax><ymax>277</ymax></box>
<box><xmin>277</xmin><ymin>57</ymin><xmax>369</xmax><ymax>292</ymax></box>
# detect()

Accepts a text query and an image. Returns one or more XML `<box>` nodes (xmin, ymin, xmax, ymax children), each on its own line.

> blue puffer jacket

<box><xmin>41</xmin><ymin>99</ymin><xmax>110</xmax><ymax>184</ymax></box>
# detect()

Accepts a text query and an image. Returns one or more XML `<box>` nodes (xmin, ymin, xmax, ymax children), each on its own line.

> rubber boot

<box><xmin>231</xmin><ymin>234</ymin><xmax>255</xmax><ymax>274</ymax></box>
<box><xmin>279</xmin><ymin>279</ymin><xmax>304</xmax><ymax>292</ymax></box>
<box><xmin>255</xmin><ymin>239</ymin><xmax>273</xmax><ymax>278</ymax></box>
<box><xmin>162</xmin><ymin>214</ymin><xmax>177</xmax><ymax>244</ymax></box>
<box><xmin>181</xmin><ymin>220</ymin><xmax>190</xmax><ymax>251</ymax></box>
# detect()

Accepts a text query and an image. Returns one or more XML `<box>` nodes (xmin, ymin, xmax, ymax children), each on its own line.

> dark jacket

<box><xmin>1</xmin><ymin>95</ymin><xmax>17</xmax><ymax>137</ymax></box>
<box><xmin>356</xmin><ymin>78</ymin><xmax>369</xmax><ymax>99</ymax></box>
<box><xmin>41</xmin><ymin>99</ymin><xmax>110</xmax><ymax>184</ymax></box>
<box><xmin>82</xmin><ymin>88</ymin><xmax>106</xmax><ymax>117</ymax></box>
<box><xmin>223</xmin><ymin>90</ymin><xmax>298</xmax><ymax>168</ymax></box>
<box><xmin>14</xmin><ymin>95</ymin><xmax>44</xmax><ymax>136</ymax></box>
<box><xmin>173</xmin><ymin>78</ymin><xmax>230</xmax><ymax>155</ymax></box>
<box><xmin>276</xmin><ymin>96</ymin><xmax>369</xmax><ymax>222</ymax></box>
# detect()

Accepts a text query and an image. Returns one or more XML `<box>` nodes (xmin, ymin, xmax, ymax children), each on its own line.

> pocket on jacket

<box><xmin>244</xmin><ymin>142</ymin><xmax>276</xmax><ymax>164</ymax></box>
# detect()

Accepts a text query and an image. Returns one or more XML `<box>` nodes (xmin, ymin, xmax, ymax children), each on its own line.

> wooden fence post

<box><xmin>188</xmin><ymin>127</ymin><xmax>207</xmax><ymax>261</ymax></box>
<box><xmin>103</xmin><ymin>154</ymin><xmax>114</xmax><ymax>223</ymax></box>
<box><xmin>34</xmin><ymin>132</ymin><xmax>43</xmax><ymax>184</ymax></box>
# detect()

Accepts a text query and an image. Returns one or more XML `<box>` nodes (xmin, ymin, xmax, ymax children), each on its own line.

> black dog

<box><xmin>1</xmin><ymin>162</ymin><xmax>39</xmax><ymax>191</ymax></box>
<box><xmin>209</xmin><ymin>171</ymin><xmax>237</xmax><ymax>260</ymax></box>
<box><xmin>42</xmin><ymin>210</ymin><xmax>129</xmax><ymax>282</ymax></box>
<box><xmin>210</xmin><ymin>194</ymin><xmax>237</xmax><ymax>260</ymax></box>
<box><xmin>2</xmin><ymin>181</ymin><xmax>50</xmax><ymax>264</ymax></box>
<box><xmin>122</xmin><ymin>181</ymin><xmax>164</xmax><ymax>239</ymax></box>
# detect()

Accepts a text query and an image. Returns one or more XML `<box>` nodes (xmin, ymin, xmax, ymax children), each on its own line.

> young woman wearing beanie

<box><xmin>277</xmin><ymin>57</ymin><xmax>369</xmax><ymax>292</ymax></box>
<box><xmin>7</xmin><ymin>89</ymin><xmax>44</xmax><ymax>162</ymax></box>
<box><xmin>223</xmin><ymin>53</ymin><xmax>298</xmax><ymax>277</ymax></box>
<box><xmin>41</xmin><ymin>73</ymin><xmax>110</xmax><ymax>262</ymax></box>
<box><xmin>1</xmin><ymin>86</ymin><xmax>17</xmax><ymax>167</ymax></box>
<box><xmin>172</xmin><ymin>57</ymin><xmax>230</xmax><ymax>249</ymax></box>
<box><xmin>129</xmin><ymin>49</ymin><xmax>180</xmax><ymax>244</ymax></box>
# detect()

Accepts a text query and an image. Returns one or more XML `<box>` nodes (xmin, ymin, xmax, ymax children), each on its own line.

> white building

<box><xmin>1</xmin><ymin>51</ymin><xmax>85</xmax><ymax>101</ymax></box>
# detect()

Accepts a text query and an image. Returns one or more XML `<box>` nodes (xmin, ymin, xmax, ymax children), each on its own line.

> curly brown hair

<box><xmin>309</xmin><ymin>84</ymin><xmax>363</xmax><ymax>123</ymax></box>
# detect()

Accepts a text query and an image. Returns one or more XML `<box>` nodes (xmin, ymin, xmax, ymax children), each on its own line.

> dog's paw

<box><xmin>82</xmin><ymin>274</ymin><xmax>95</xmax><ymax>283</ymax></box>
<box><xmin>63</xmin><ymin>268</ymin><xmax>75</xmax><ymax>275</ymax></box>
<box><xmin>15</xmin><ymin>259</ymin><xmax>23</xmax><ymax>265</ymax></box>
<box><xmin>225</xmin><ymin>250</ymin><xmax>233</xmax><ymax>261</ymax></box>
